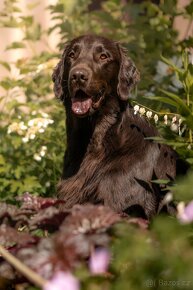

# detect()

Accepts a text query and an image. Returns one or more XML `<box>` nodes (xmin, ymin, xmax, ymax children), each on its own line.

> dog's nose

<box><xmin>71</xmin><ymin>68</ymin><xmax>89</xmax><ymax>84</ymax></box>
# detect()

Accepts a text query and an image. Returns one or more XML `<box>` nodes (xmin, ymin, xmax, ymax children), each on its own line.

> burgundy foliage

<box><xmin>0</xmin><ymin>193</ymin><xmax>147</xmax><ymax>285</ymax></box>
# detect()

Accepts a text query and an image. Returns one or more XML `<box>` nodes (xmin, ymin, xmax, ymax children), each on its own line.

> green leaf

<box><xmin>0</xmin><ymin>155</ymin><xmax>5</xmax><ymax>165</ymax></box>
<box><xmin>161</xmin><ymin>55</ymin><xmax>182</xmax><ymax>74</ymax></box>
<box><xmin>147</xmin><ymin>96</ymin><xmax>178</xmax><ymax>107</ymax></box>
<box><xmin>6</xmin><ymin>41</ymin><xmax>26</xmax><ymax>50</ymax></box>
<box><xmin>151</xmin><ymin>179</ymin><xmax>170</xmax><ymax>184</ymax></box>
<box><xmin>0</xmin><ymin>61</ymin><xmax>11</xmax><ymax>71</ymax></box>
<box><xmin>185</xmin><ymin>2</ymin><xmax>193</xmax><ymax>15</ymax></box>
<box><xmin>160</xmin><ymin>89</ymin><xmax>191</xmax><ymax>116</ymax></box>
<box><xmin>10</xmin><ymin>180</ymin><xmax>22</xmax><ymax>193</ymax></box>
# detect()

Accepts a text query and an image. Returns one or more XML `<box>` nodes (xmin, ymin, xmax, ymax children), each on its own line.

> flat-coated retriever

<box><xmin>52</xmin><ymin>35</ymin><xmax>177</xmax><ymax>219</ymax></box>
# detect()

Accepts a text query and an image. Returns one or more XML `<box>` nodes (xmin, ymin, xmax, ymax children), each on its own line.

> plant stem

<box><xmin>132</xmin><ymin>101</ymin><xmax>180</xmax><ymax>117</ymax></box>
<box><xmin>0</xmin><ymin>245</ymin><xmax>46</xmax><ymax>288</ymax></box>
<box><xmin>189</xmin><ymin>129</ymin><xmax>192</xmax><ymax>144</ymax></box>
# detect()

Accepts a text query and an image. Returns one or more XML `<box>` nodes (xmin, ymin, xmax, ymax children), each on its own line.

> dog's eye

<box><xmin>68</xmin><ymin>52</ymin><xmax>75</xmax><ymax>58</ymax></box>
<box><xmin>100</xmin><ymin>53</ymin><xmax>108</xmax><ymax>60</ymax></box>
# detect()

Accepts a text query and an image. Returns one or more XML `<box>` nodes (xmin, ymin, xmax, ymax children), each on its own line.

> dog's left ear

<box><xmin>117</xmin><ymin>44</ymin><xmax>140</xmax><ymax>101</ymax></box>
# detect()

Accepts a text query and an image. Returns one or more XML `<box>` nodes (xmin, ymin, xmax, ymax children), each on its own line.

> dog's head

<box><xmin>52</xmin><ymin>35</ymin><xmax>140</xmax><ymax>117</ymax></box>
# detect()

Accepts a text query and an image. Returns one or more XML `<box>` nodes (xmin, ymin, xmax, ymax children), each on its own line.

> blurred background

<box><xmin>0</xmin><ymin>0</ymin><xmax>192</xmax><ymax>80</ymax></box>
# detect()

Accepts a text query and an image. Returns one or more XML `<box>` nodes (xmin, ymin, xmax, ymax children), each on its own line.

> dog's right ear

<box><xmin>52</xmin><ymin>43</ymin><xmax>70</xmax><ymax>101</ymax></box>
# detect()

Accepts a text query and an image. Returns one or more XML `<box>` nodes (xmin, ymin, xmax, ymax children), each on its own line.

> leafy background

<box><xmin>0</xmin><ymin>0</ymin><xmax>193</xmax><ymax>289</ymax></box>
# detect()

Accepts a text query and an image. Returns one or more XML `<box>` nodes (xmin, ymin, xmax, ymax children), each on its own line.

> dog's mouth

<box><xmin>71</xmin><ymin>89</ymin><xmax>105</xmax><ymax>116</ymax></box>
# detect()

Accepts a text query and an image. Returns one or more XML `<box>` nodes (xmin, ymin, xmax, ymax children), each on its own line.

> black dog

<box><xmin>52</xmin><ymin>35</ymin><xmax>177</xmax><ymax>219</ymax></box>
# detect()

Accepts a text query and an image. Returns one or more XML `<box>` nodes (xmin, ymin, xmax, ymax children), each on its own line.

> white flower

<box><xmin>19</xmin><ymin>122</ymin><xmax>27</xmax><ymax>130</ymax></box>
<box><xmin>39</xmin><ymin>146</ymin><xmax>47</xmax><ymax>157</ymax></box>
<box><xmin>146</xmin><ymin>111</ymin><xmax>152</xmax><ymax>119</ymax></box>
<box><xmin>22</xmin><ymin>137</ymin><xmax>29</xmax><ymax>143</ymax></box>
<box><xmin>39</xmin><ymin>128</ymin><xmax>45</xmax><ymax>133</ymax></box>
<box><xmin>7</xmin><ymin>122</ymin><xmax>19</xmax><ymax>134</ymax></box>
<box><xmin>164</xmin><ymin>115</ymin><xmax>168</xmax><ymax>125</ymax></box>
<box><xmin>29</xmin><ymin>134</ymin><xmax>36</xmax><ymax>140</ymax></box>
<box><xmin>41</xmin><ymin>112</ymin><xmax>49</xmax><ymax>118</ymax></box>
<box><xmin>40</xmin><ymin>150</ymin><xmax>46</xmax><ymax>157</ymax></box>
<box><xmin>34</xmin><ymin>154</ymin><xmax>41</xmax><ymax>161</ymax></box>
<box><xmin>36</xmin><ymin>63</ymin><xmax>46</xmax><ymax>73</ymax></box>
<box><xmin>28</xmin><ymin>119</ymin><xmax>34</xmax><ymax>127</ymax></box>
<box><xmin>139</xmin><ymin>107</ymin><xmax>146</xmax><ymax>115</ymax></box>
<box><xmin>37</xmin><ymin>121</ymin><xmax>43</xmax><ymax>128</ymax></box>
<box><xmin>172</xmin><ymin>116</ymin><xmax>177</xmax><ymax>123</ymax></box>
<box><xmin>31</xmin><ymin>110</ymin><xmax>37</xmax><ymax>115</ymax></box>
<box><xmin>45</xmin><ymin>181</ymin><xmax>50</xmax><ymax>187</ymax></box>
<box><xmin>134</xmin><ymin>105</ymin><xmax>140</xmax><ymax>114</ymax></box>
<box><xmin>154</xmin><ymin>114</ymin><xmax>159</xmax><ymax>123</ymax></box>
<box><xmin>170</xmin><ymin>123</ymin><xmax>178</xmax><ymax>132</ymax></box>
<box><xmin>7</xmin><ymin>122</ymin><xmax>25</xmax><ymax>135</ymax></box>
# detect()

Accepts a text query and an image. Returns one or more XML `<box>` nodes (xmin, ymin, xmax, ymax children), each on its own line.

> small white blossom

<box><xmin>19</xmin><ymin>122</ymin><xmax>27</xmax><ymax>130</ymax></box>
<box><xmin>45</xmin><ymin>181</ymin><xmax>50</xmax><ymax>187</ymax></box>
<box><xmin>34</xmin><ymin>154</ymin><xmax>41</xmax><ymax>161</ymax></box>
<box><xmin>164</xmin><ymin>115</ymin><xmax>168</xmax><ymax>125</ymax></box>
<box><xmin>22</xmin><ymin>137</ymin><xmax>29</xmax><ymax>143</ymax></box>
<box><xmin>29</xmin><ymin>134</ymin><xmax>36</xmax><ymax>140</ymax></box>
<box><xmin>28</xmin><ymin>119</ymin><xmax>34</xmax><ymax>127</ymax></box>
<box><xmin>172</xmin><ymin>116</ymin><xmax>177</xmax><ymax>123</ymax></box>
<box><xmin>40</xmin><ymin>146</ymin><xmax>47</xmax><ymax>157</ymax></box>
<box><xmin>39</xmin><ymin>128</ymin><xmax>45</xmax><ymax>133</ymax></box>
<box><xmin>139</xmin><ymin>107</ymin><xmax>146</xmax><ymax>115</ymax></box>
<box><xmin>7</xmin><ymin>122</ymin><xmax>25</xmax><ymax>135</ymax></box>
<box><xmin>41</xmin><ymin>112</ymin><xmax>49</xmax><ymax>118</ymax></box>
<box><xmin>146</xmin><ymin>111</ymin><xmax>152</xmax><ymax>119</ymax></box>
<box><xmin>36</xmin><ymin>63</ymin><xmax>46</xmax><ymax>73</ymax></box>
<box><xmin>31</xmin><ymin>110</ymin><xmax>37</xmax><ymax>115</ymax></box>
<box><xmin>37</xmin><ymin>121</ymin><xmax>43</xmax><ymax>128</ymax></box>
<box><xmin>134</xmin><ymin>105</ymin><xmax>140</xmax><ymax>114</ymax></box>
<box><xmin>154</xmin><ymin>114</ymin><xmax>159</xmax><ymax>123</ymax></box>
<box><xmin>170</xmin><ymin>123</ymin><xmax>178</xmax><ymax>132</ymax></box>
<box><xmin>40</xmin><ymin>150</ymin><xmax>46</xmax><ymax>157</ymax></box>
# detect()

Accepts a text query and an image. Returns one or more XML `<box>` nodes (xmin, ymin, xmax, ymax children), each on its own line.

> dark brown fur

<box><xmin>52</xmin><ymin>35</ymin><xmax>177</xmax><ymax>219</ymax></box>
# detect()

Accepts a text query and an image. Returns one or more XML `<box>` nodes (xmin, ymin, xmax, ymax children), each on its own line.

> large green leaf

<box><xmin>160</xmin><ymin>89</ymin><xmax>191</xmax><ymax>116</ymax></box>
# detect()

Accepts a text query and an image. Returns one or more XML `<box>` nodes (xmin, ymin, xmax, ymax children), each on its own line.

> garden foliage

<box><xmin>0</xmin><ymin>0</ymin><xmax>193</xmax><ymax>289</ymax></box>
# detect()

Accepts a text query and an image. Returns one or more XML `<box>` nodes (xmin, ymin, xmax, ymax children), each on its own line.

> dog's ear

<box><xmin>52</xmin><ymin>43</ymin><xmax>70</xmax><ymax>101</ymax></box>
<box><xmin>117</xmin><ymin>44</ymin><xmax>140</xmax><ymax>101</ymax></box>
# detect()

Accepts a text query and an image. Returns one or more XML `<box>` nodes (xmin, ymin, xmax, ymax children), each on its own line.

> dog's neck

<box><xmin>62</xmin><ymin>95</ymin><xmax>128</xmax><ymax>178</ymax></box>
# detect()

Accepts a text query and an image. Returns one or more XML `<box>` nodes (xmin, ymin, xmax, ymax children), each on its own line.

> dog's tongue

<box><xmin>72</xmin><ymin>98</ymin><xmax>92</xmax><ymax>115</ymax></box>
